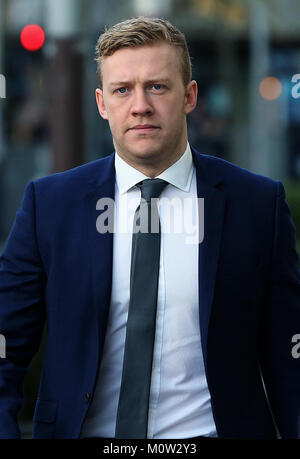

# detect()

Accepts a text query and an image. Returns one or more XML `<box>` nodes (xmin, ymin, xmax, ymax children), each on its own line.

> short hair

<box><xmin>95</xmin><ymin>16</ymin><xmax>192</xmax><ymax>89</ymax></box>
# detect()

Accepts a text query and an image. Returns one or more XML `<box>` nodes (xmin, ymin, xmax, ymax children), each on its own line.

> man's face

<box><xmin>95</xmin><ymin>42</ymin><xmax>197</xmax><ymax>172</ymax></box>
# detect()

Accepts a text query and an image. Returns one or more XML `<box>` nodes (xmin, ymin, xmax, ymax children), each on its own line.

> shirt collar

<box><xmin>115</xmin><ymin>142</ymin><xmax>193</xmax><ymax>195</ymax></box>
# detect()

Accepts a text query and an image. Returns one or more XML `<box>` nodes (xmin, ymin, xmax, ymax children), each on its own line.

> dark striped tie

<box><xmin>115</xmin><ymin>178</ymin><xmax>168</xmax><ymax>439</ymax></box>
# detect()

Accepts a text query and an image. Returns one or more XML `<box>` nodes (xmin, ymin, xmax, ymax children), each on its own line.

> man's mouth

<box><xmin>130</xmin><ymin>124</ymin><xmax>160</xmax><ymax>133</ymax></box>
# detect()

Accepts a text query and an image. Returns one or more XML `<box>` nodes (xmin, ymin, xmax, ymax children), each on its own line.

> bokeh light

<box><xmin>20</xmin><ymin>24</ymin><xmax>45</xmax><ymax>52</ymax></box>
<box><xmin>259</xmin><ymin>76</ymin><xmax>282</xmax><ymax>100</ymax></box>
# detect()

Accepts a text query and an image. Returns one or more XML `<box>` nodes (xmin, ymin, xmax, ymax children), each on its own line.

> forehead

<box><xmin>101</xmin><ymin>42</ymin><xmax>181</xmax><ymax>84</ymax></box>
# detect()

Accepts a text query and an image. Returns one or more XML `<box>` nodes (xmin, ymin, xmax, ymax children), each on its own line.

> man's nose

<box><xmin>131</xmin><ymin>89</ymin><xmax>153</xmax><ymax>116</ymax></box>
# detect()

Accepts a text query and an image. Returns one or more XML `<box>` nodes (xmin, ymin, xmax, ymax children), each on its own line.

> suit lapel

<box><xmin>83</xmin><ymin>153</ymin><xmax>115</xmax><ymax>341</ymax></box>
<box><xmin>191</xmin><ymin>148</ymin><xmax>226</xmax><ymax>372</ymax></box>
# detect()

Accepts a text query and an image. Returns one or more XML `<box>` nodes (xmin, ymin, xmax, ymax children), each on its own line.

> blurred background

<box><xmin>0</xmin><ymin>0</ymin><xmax>299</xmax><ymax>438</ymax></box>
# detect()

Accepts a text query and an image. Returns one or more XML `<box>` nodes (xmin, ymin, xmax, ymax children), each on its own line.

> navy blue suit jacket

<box><xmin>0</xmin><ymin>147</ymin><xmax>299</xmax><ymax>438</ymax></box>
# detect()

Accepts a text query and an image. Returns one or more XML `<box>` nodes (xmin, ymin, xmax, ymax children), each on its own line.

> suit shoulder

<box><xmin>194</xmin><ymin>150</ymin><xmax>280</xmax><ymax>192</ymax></box>
<box><xmin>30</xmin><ymin>153</ymin><xmax>114</xmax><ymax>194</ymax></box>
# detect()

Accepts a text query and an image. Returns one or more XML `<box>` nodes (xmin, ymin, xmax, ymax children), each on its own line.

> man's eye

<box><xmin>117</xmin><ymin>87</ymin><xmax>127</xmax><ymax>94</ymax></box>
<box><xmin>152</xmin><ymin>84</ymin><xmax>163</xmax><ymax>90</ymax></box>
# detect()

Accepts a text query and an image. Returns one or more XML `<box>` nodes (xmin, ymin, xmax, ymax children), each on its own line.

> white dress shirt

<box><xmin>80</xmin><ymin>143</ymin><xmax>218</xmax><ymax>439</ymax></box>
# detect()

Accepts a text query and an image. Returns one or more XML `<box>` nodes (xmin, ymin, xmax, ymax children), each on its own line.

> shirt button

<box><xmin>85</xmin><ymin>392</ymin><xmax>91</xmax><ymax>402</ymax></box>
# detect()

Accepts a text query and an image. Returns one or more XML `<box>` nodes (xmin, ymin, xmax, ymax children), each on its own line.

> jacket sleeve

<box><xmin>259</xmin><ymin>181</ymin><xmax>300</xmax><ymax>438</ymax></box>
<box><xmin>0</xmin><ymin>181</ymin><xmax>46</xmax><ymax>438</ymax></box>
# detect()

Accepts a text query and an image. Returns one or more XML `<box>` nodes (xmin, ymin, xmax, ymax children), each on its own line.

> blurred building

<box><xmin>1</xmin><ymin>0</ymin><xmax>300</xmax><ymax>240</ymax></box>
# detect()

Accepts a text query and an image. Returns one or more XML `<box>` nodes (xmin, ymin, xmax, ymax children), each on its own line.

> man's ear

<box><xmin>184</xmin><ymin>80</ymin><xmax>198</xmax><ymax>115</ymax></box>
<box><xmin>95</xmin><ymin>88</ymin><xmax>108</xmax><ymax>120</ymax></box>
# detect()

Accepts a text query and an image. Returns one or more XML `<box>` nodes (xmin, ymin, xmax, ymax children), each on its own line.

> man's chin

<box><xmin>120</xmin><ymin>143</ymin><xmax>163</xmax><ymax>161</ymax></box>
<box><xmin>130</xmin><ymin>149</ymin><xmax>162</xmax><ymax>163</ymax></box>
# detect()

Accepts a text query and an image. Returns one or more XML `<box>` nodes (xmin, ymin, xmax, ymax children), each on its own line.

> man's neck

<box><xmin>116</xmin><ymin>148</ymin><xmax>187</xmax><ymax>178</ymax></box>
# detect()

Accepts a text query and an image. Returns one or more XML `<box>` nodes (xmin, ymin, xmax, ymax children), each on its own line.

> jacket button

<box><xmin>85</xmin><ymin>392</ymin><xmax>91</xmax><ymax>402</ymax></box>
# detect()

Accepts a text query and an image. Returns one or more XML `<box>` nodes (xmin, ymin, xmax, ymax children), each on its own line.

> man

<box><xmin>0</xmin><ymin>16</ymin><xmax>299</xmax><ymax>439</ymax></box>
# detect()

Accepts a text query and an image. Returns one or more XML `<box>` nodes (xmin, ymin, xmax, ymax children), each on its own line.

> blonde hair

<box><xmin>95</xmin><ymin>16</ymin><xmax>192</xmax><ymax>89</ymax></box>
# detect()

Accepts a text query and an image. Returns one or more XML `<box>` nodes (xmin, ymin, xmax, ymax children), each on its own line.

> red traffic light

<box><xmin>20</xmin><ymin>24</ymin><xmax>45</xmax><ymax>51</ymax></box>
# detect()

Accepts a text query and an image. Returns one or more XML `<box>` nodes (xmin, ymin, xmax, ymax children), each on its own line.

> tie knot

<box><xmin>136</xmin><ymin>178</ymin><xmax>168</xmax><ymax>202</ymax></box>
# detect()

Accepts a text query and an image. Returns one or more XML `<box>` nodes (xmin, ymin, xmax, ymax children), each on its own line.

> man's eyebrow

<box><xmin>146</xmin><ymin>78</ymin><xmax>172</xmax><ymax>86</ymax></box>
<box><xmin>108</xmin><ymin>81</ymin><xmax>130</xmax><ymax>88</ymax></box>
<box><xmin>108</xmin><ymin>78</ymin><xmax>172</xmax><ymax>88</ymax></box>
